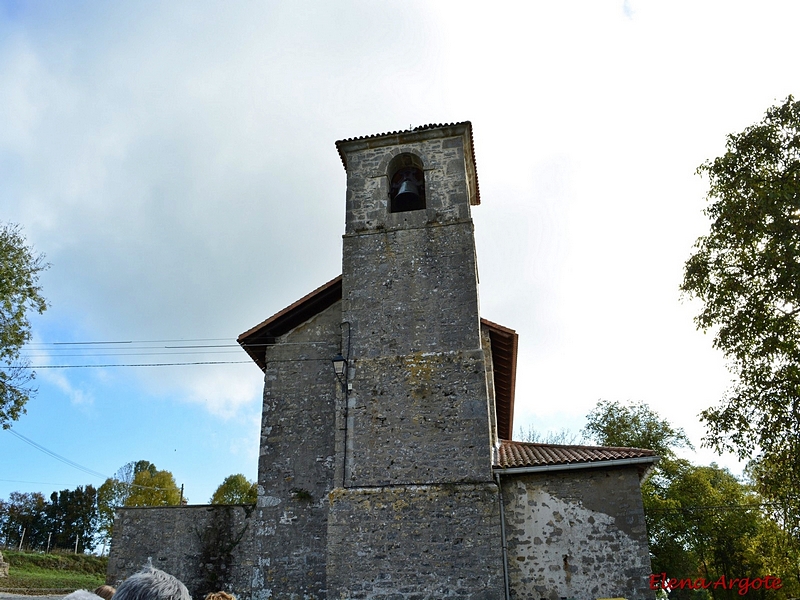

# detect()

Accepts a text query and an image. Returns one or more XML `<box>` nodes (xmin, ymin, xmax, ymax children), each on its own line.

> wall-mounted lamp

<box><xmin>332</xmin><ymin>353</ymin><xmax>347</xmax><ymax>387</ymax></box>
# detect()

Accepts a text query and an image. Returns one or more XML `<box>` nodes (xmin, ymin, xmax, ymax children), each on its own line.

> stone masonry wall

<box><xmin>327</xmin><ymin>483</ymin><xmax>505</xmax><ymax>600</ymax></box>
<box><xmin>107</xmin><ymin>505</ymin><xmax>255</xmax><ymax>600</ymax></box>
<box><xmin>342</xmin><ymin>348</ymin><xmax>492</xmax><ymax>486</ymax></box>
<box><xmin>341</xmin><ymin>128</ymin><xmax>475</xmax><ymax>237</ymax></box>
<box><xmin>341</xmin><ymin>160</ymin><xmax>491</xmax><ymax>485</ymax></box>
<box><xmin>253</xmin><ymin>301</ymin><xmax>341</xmax><ymax>600</ymax></box>
<box><xmin>332</xmin><ymin>125</ymin><xmax>504</xmax><ymax>599</ymax></box>
<box><xmin>501</xmin><ymin>467</ymin><xmax>654</xmax><ymax>600</ymax></box>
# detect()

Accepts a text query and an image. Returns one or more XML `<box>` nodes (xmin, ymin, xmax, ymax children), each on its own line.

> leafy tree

<box><xmin>126</xmin><ymin>466</ymin><xmax>182</xmax><ymax>507</ymax></box>
<box><xmin>681</xmin><ymin>97</ymin><xmax>800</xmax><ymax>463</ymax></box>
<box><xmin>681</xmin><ymin>97</ymin><xmax>800</xmax><ymax>581</ymax></box>
<box><xmin>0</xmin><ymin>498</ymin><xmax>7</xmax><ymax>545</ymax></box>
<box><xmin>210</xmin><ymin>474</ymin><xmax>257</xmax><ymax>504</ymax></box>
<box><xmin>98</xmin><ymin>460</ymin><xmax>182</xmax><ymax>542</ymax></box>
<box><xmin>4</xmin><ymin>491</ymin><xmax>48</xmax><ymax>550</ymax></box>
<box><xmin>46</xmin><ymin>485</ymin><xmax>99</xmax><ymax>553</ymax></box>
<box><xmin>582</xmin><ymin>399</ymin><xmax>693</xmax><ymax>458</ymax></box>
<box><xmin>0</xmin><ymin>223</ymin><xmax>49</xmax><ymax>429</ymax></box>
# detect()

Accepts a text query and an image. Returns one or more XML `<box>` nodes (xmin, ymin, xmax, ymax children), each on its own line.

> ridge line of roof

<box><xmin>335</xmin><ymin>122</ymin><xmax>471</xmax><ymax>146</ymax></box>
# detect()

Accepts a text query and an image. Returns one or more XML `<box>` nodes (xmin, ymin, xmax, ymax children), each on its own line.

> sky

<box><xmin>2</xmin><ymin>0</ymin><xmax>800</xmax><ymax>515</ymax></box>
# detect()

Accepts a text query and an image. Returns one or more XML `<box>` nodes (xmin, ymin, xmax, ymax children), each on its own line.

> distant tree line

<box><xmin>0</xmin><ymin>486</ymin><xmax>97</xmax><ymax>553</ymax></box>
<box><xmin>0</xmin><ymin>460</ymin><xmax>257</xmax><ymax>553</ymax></box>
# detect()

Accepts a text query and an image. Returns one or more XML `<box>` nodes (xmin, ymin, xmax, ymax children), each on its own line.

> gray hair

<box><xmin>64</xmin><ymin>591</ymin><xmax>104</xmax><ymax>600</ymax></box>
<box><xmin>114</xmin><ymin>566</ymin><xmax>191</xmax><ymax>600</ymax></box>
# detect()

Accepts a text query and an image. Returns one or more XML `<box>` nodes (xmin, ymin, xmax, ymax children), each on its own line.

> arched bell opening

<box><xmin>388</xmin><ymin>153</ymin><xmax>426</xmax><ymax>213</ymax></box>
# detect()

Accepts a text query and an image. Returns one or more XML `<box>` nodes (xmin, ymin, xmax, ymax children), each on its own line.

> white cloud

<box><xmin>40</xmin><ymin>370</ymin><xmax>94</xmax><ymax>408</ymax></box>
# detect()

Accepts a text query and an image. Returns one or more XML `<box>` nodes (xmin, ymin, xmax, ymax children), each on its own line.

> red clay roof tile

<box><xmin>496</xmin><ymin>439</ymin><xmax>657</xmax><ymax>470</ymax></box>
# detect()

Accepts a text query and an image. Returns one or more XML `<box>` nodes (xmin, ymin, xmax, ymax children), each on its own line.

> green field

<box><xmin>0</xmin><ymin>550</ymin><xmax>107</xmax><ymax>594</ymax></box>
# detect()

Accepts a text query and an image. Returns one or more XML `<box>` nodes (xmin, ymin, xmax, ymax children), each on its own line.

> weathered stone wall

<box><xmin>340</xmin><ymin>130</ymin><xmax>492</xmax><ymax>486</ymax></box>
<box><xmin>341</xmin><ymin>348</ymin><xmax>492</xmax><ymax>486</ymax></box>
<box><xmin>107</xmin><ymin>505</ymin><xmax>255</xmax><ymax>600</ymax></box>
<box><xmin>0</xmin><ymin>550</ymin><xmax>8</xmax><ymax>577</ymax></box>
<box><xmin>253</xmin><ymin>300</ymin><xmax>340</xmax><ymax>599</ymax></box>
<box><xmin>501</xmin><ymin>467</ymin><xmax>654</xmax><ymax>600</ymax></box>
<box><xmin>331</xmin><ymin>125</ymin><xmax>504</xmax><ymax>599</ymax></box>
<box><xmin>327</xmin><ymin>483</ymin><xmax>504</xmax><ymax>600</ymax></box>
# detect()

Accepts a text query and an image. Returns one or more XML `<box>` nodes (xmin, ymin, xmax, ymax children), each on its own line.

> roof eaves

<box><xmin>238</xmin><ymin>275</ymin><xmax>343</xmax><ymax>371</ymax></box>
<box><xmin>493</xmin><ymin>455</ymin><xmax>660</xmax><ymax>476</ymax></box>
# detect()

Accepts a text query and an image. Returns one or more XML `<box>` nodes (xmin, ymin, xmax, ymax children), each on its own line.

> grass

<box><xmin>0</xmin><ymin>549</ymin><xmax>107</xmax><ymax>594</ymax></box>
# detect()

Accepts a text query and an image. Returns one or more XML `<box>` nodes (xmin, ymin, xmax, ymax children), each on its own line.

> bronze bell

<box><xmin>394</xmin><ymin>178</ymin><xmax>420</xmax><ymax>205</ymax></box>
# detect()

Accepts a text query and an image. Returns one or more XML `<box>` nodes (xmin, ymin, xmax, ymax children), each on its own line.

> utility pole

<box><xmin>74</xmin><ymin>534</ymin><xmax>79</xmax><ymax>554</ymax></box>
<box><xmin>179</xmin><ymin>484</ymin><xmax>184</xmax><ymax>505</ymax></box>
<box><xmin>46</xmin><ymin>532</ymin><xmax>52</xmax><ymax>553</ymax></box>
<box><xmin>18</xmin><ymin>528</ymin><xmax>25</xmax><ymax>551</ymax></box>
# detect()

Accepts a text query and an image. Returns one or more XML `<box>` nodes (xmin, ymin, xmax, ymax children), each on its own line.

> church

<box><xmin>107</xmin><ymin>123</ymin><xmax>657</xmax><ymax>600</ymax></box>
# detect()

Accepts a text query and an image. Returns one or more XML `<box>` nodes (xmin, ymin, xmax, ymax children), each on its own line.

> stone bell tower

<box><xmin>327</xmin><ymin>123</ymin><xmax>504</xmax><ymax>599</ymax></box>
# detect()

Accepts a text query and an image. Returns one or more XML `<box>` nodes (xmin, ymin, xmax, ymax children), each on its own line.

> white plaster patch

<box><xmin>507</xmin><ymin>485</ymin><xmax>648</xmax><ymax>599</ymax></box>
<box><xmin>258</xmin><ymin>495</ymin><xmax>281</xmax><ymax>507</ymax></box>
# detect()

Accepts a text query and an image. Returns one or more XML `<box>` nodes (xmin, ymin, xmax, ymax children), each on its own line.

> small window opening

<box><xmin>388</xmin><ymin>154</ymin><xmax>425</xmax><ymax>213</ymax></box>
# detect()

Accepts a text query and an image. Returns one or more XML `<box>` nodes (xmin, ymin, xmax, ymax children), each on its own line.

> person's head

<box><xmin>63</xmin><ymin>591</ymin><xmax>103</xmax><ymax>600</ymax></box>
<box><xmin>204</xmin><ymin>592</ymin><xmax>235</xmax><ymax>600</ymax></box>
<box><xmin>94</xmin><ymin>585</ymin><xmax>117</xmax><ymax>600</ymax></box>
<box><xmin>114</xmin><ymin>566</ymin><xmax>191</xmax><ymax>600</ymax></box>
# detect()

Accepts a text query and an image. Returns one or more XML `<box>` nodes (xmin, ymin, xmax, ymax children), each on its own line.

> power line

<box><xmin>6</xmin><ymin>429</ymin><xmax>109</xmax><ymax>480</ymax></box>
<box><xmin>22</xmin><ymin>350</ymin><xmax>244</xmax><ymax>358</ymax></box>
<box><xmin>25</xmin><ymin>338</ymin><xmax>335</xmax><ymax>348</ymax></box>
<box><xmin>29</xmin><ymin>337</ymin><xmax>234</xmax><ymax>346</ymax></box>
<box><xmin>25</xmin><ymin>360</ymin><xmax>252</xmax><ymax>368</ymax></box>
<box><xmin>4</xmin><ymin>432</ymin><xmax>182</xmax><ymax>492</ymax></box>
<box><xmin>0</xmin><ymin>478</ymin><xmax>85</xmax><ymax>486</ymax></box>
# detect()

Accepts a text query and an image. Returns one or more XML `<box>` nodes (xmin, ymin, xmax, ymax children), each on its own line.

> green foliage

<box><xmin>681</xmin><ymin>96</ymin><xmax>800</xmax><ymax>461</ymax></box>
<box><xmin>682</xmin><ymin>97</ymin><xmax>800</xmax><ymax>582</ymax></box>
<box><xmin>97</xmin><ymin>478</ymin><xmax>128</xmax><ymax>541</ymax></box>
<box><xmin>1</xmin><ymin>486</ymin><xmax>99</xmax><ymax>553</ymax></box>
<box><xmin>96</xmin><ymin>460</ymin><xmax>183</xmax><ymax>543</ymax></box>
<box><xmin>210</xmin><ymin>474</ymin><xmax>257</xmax><ymax>505</ymax></box>
<box><xmin>46</xmin><ymin>485</ymin><xmax>99</xmax><ymax>553</ymax></box>
<box><xmin>652</xmin><ymin>464</ymin><xmax>772</xmax><ymax>598</ymax></box>
<box><xmin>126</xmin><ymin>466</ymin><xmax>182</xmax><ymax>507</ymax></box>
<box><xmin>582</xmin><ymin>399</ymin><xmax>693</xmax><ymax>458</ymax></box>
<box><xmin>0</xmin><ymin>222</ymin><xmax>49</xmax><ymax>429</ymax></box>
<box><xmin>1</xmin><ymin>550</ymin><xmax>107</xmax><ymax>592</ymax></box>
<box><xmin>2</xmin><ymin>491</ymin><xmax>48</xmax><ymax>550</ymax></box>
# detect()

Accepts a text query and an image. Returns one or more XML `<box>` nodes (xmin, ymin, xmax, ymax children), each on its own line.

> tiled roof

<box><xmin>495</xmin><ymin>440</ymin><xmax>657</xmax><ymax>471</ymax></box>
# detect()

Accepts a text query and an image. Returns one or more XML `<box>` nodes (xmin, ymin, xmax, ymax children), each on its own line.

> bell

<box><xmin>394</xmin><ymin>179</ymin><xmax>420</xmax><ymax>205</ymax></box>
